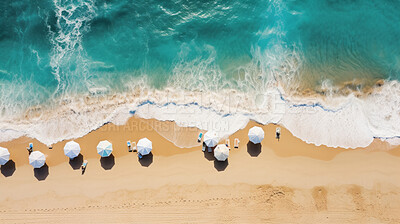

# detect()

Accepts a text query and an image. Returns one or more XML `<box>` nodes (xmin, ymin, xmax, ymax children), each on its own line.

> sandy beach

<box><xmin>3</xmin><ymin>0</ymin><xmax>400</xmax><ymax>223</ymax></box>
<box><xmin>0</xmin><ymin>117</ymin><xmax>399</xmax><ymax>223</ymax></box>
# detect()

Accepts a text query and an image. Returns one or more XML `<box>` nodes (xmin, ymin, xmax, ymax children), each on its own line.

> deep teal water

<box><xmin>0</xmin><ymin>0</ymin><xmax>400</xmax><ymax>114</ymax></box>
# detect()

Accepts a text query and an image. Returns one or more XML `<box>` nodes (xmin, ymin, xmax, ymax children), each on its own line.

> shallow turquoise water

<box><xmin>1</xmin><ymin>0</ymin><xmax>400</xmax><ymax>114</ymax></box>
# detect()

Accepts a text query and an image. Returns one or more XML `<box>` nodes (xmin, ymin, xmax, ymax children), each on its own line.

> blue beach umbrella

<box><xmin>214</xmin><ymin>144</ymin><xmax>229</xmax><ymax>161</ymax></box>
<box><xmin>204</xmin><ymin>131</ymin><xmax>219</xmax><ymax>148</ymax></box>
<box><xmin>64</xmin><ymin>141</ymin><xmax>81</xmax><ymax>159</ymax></box>
<box><xmin>29</xmin><ymin>151</ymin><xmax>46</xmax><ymax>168</ymax></box>
<box><xmin>97</xmin><ymin>140</ymin><xmax>113</xmax><ymax>157</ymax></box>
<box><xmin>0</xmin><ymin>147</ymin><xmax>10</xmax><ymax>165</ymax></box>
<box><xmin>137</xmin><ymin>138</ymin><xmax>152</xmax><ymax>156</ymax></box>
<box><xmin>248</xmin><ymin>126</ymin><xmax>265</xmax><ymax>144</ymax></box>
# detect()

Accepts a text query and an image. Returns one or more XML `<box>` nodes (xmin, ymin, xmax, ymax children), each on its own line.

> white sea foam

<box><xmin>281</xmin><ymin>96</ymin><xmax>375</xmax><ymax>148</ymax></box>
<box><xmin>2</xmin><ymin>27</ymin><xmax>400</xmax><ymax>149</ymax></box>
<box><xmin>2</xmin><ymin>0</ymin><xmax>399</xmax><ymax>148</ymax></box>
<box><xmin>2</xmin><ymin>0</ymin><xmax>400</xmax><ymax>151</ymax></box>
<box><xmin>1</xmin><ymin>78</ymin><xmax>400</xmax><ymax>149</ymax></box>
<box><xmin>135</xmin><ymin>82</ymin><xmax>400</xmax><ymax>149</ymax></box>
<box><xmin>2</xmin><ymin>37</ymin><xmax>399</xmax><ymax>149</ymax></box>
<box><xmin>49</xmin><ymin>0</ymin><xmax>96</xmax><ymax>96</ymax></box>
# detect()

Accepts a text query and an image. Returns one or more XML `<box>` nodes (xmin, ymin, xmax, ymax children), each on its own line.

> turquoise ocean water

<box><xmin>1</xmin><ymin>0</ymin><xmax>400</xmax><ymax>112</ymax></box>
<box><xmin>1</xmin><ymin>0</ymin><xmax>400</xmax><ymax>147</ymax></box>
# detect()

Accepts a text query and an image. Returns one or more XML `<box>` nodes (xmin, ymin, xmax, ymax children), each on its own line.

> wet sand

<box><xmin>0</xmin><ymin>116</ymin><xmax>400</xmax><ymax>223</ymax></box>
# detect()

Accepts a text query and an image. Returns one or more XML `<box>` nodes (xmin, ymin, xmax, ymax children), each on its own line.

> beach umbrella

<box><xmin>97</xmin><ymin>140</ymin><xmax>113</xmax><ymax>157</ymax></box>
<box><xmin>214</xmin><ymin>144</ymin><xmax>229</xmax><ymax>161</ymax></box>
<box><xmin>29</xmin><ymin>151</ymin><xmax>46</xmax><ymax>168</ymax></box>
<box><xmin>63</xmin><ymin>141</ymin><xmax>81</xmax><ymax>159</ymax></box>
<box><xmin>248</xmin><ymin>126</ymin><xmax>264</xmax><ymax>144</ymax></box>
<box><xmin>204</xmin><ymin>131</ymin><xmax>219</xmax><ymax>147</ymax></box>
<box><xmin>0</xmin><ymin>147</ymin><xmax>10</xmax><ymax>165</ymax></box>
<box><xmin>137</xmin><ymin>138</ymin><xmax>152</xmax><ymax>155</ymax></box>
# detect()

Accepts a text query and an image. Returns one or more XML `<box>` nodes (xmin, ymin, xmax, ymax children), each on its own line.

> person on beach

<box><xmin>81</xmin><ymin>160</ymin><xmax>88</xmax><ymax>175</ymax></box>
<box><xmin>26</xmin><ymin>143</ymin><xmax>33</xmax><ymax>154</ymax></box>
<box><xmin>127</xmin><ymin>141</ymin><xmax>132</xmax><ymax>152</ymax></box>
<box><xmin>276</xmin><ymin>128</ymin><xmax>281</xmax><ymax>141</ymax></box>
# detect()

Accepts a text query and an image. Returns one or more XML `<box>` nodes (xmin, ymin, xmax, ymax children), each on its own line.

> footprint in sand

<box><xmin>312</xmin><ymin>186</ymin><xmax>328</xmax><ymax>211</ymax></box>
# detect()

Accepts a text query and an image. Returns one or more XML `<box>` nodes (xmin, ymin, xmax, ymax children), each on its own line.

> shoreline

<box><xmin>1</xmin><ymin>115</ymin><xmax>400</xmax><ymax>168</ymax></box>
<box><xmin>1</xmin><ymin>79</ymin><xmax>400</xmax><ymax>150</ymax></box>
<box><xmin>1</xmin><ymin>116</ymin><xmax>400</xmax><ymax>222</ymax></box>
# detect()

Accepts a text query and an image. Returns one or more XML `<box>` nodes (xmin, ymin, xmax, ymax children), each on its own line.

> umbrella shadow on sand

<box><xmin>139</xmin><ymin>152</ymin><xmax>153</xmax><ymax>167</ymax></box>
<box><xmin>34</xmin><ymin>164</ymin><xmax>49</xmax><ymax>181</ymax></box>
<box><xmin>100</xmin><ymin>154</ymin><xmax>115</xmax><ymax>170</ymax></box>
<box><xmin>1</xmin><ymin>160</ymin><xmax>16</xmax><ymax>177</ymax></box>
<box><xmin>69</xmin><ymin>154</ymin><xmax>84</xmax><ymax>170</ymax></box>
<box><xmin>203</xmin><ymin>150</ymin><xmax>215</xmax><ymax>161</ymax></box>
<box><xmin>203</xmin><ymin>144</ymin><xmax>216</xmax><ymax>161</ymax></box>
<box><xmin>247</xmin><ymin>142</ymin><xmax>262</xmax><ymax>157</ymax></box>
<box><xmin>214</xmin><ymin>159</ymin><xmax>229</xmax><ymax>172</ymax></box>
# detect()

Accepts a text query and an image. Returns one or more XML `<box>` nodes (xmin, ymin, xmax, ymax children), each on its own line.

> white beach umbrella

<box><xmin>248</xmin><ymin>126</ymin><xmax>265</xmax><ymax>144</ymax></box>
<box><xmin>63</xmin><ymin>141</ymin><xmax>81</xmax><ymax>159</ymax></box>
<box><xmin>137</xmin><ymin>138</ymin><xmax>152</xmax><ymax>155</ymax></box>
<box><xmin>29</xmin><ymin>151</ymin><xmax>46</xmax><ymax>168</ymax></box>
<box><xmin>214</xmin><ymin>144</ymin><xmax>229</xmax><ymax>161</ymax></box>
<box><xmin>97</xmin><ymin>140</ymin><xmax>113</xmax><ymax>157</ymax></box>
<box><xmin>0</xmin><ymin>147</ymin><xmax>10</xmax><ymax>165</ymax></box>
<box><xmin>204</xmin><ymin>131</ymin><xmax>219</xmax><ymax>147</ymax></box>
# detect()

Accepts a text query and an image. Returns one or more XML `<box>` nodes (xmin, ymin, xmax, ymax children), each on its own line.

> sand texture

<box><xmin>0</xmin><ymin>117</ymin><xmax>400</xmax><ymax>223</ymax></box>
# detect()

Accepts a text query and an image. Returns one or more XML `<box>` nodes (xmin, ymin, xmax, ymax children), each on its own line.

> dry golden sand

<box><xmin>0</xmin><ymin>116</ymin><xmax>400</xmax><ymax>223</ymax></box>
